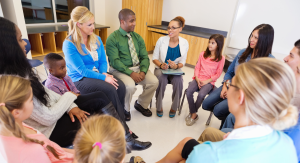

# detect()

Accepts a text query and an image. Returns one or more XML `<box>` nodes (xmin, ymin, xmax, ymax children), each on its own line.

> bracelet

<box><xmin>159</xmin><ymin>64</ymin><xmax>162</xmax><ymax>69</ymax></box>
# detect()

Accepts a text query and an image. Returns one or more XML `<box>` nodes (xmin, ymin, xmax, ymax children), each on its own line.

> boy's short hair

<box><xmin>43</xmin><ymin>53</ymin><xmax>64</xmax><ymax>69</ymax></box>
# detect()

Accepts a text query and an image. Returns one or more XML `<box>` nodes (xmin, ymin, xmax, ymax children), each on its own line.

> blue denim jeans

<box><xmin>220</xmin><ymin>113</ymin><xmax>235</xmax><ymax>133</ymax></box>
<box><xmin>202</xmin><ymin>86</ymin><xmax>229</xmax><ymax>120</ymax></box>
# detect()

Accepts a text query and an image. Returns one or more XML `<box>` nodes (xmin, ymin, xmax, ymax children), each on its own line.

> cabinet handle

<box><xmin>134</xmin><ymin>6</ymin><xmax>136</xmax><ymax>11</ymax></box>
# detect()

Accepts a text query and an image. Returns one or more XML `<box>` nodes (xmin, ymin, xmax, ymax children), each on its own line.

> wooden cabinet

<box><xmin>148</xmin><ymin>27</ymin><xmax>212</xmax><ymax>66</ymax></box>
<box><xmin>122</xmin><ymin>0</ymin><xmax>163</xmax><ymax>51</ymax></box>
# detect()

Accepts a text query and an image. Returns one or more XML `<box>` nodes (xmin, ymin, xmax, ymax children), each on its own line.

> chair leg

<box><xmin>206</xmin><ymin>111</ymin><xmax>214</xmax><ymax>126</ymax></box>
<box><xmin>43</xmin><ymin>65</ymin><xmax>48</xmax><ymax>76</ymax></box>
<box><xmin>178</xmin><ymin>89</ymin><xmax>187</xmax><ymax>115</ymax></box>
<box><xmin>149</xmin><ymin>99</ymin><xmax>152</xmax><ymax>109</ymax></box>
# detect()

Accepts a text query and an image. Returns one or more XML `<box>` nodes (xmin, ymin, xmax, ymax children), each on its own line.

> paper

<box><xmin>161</xmin><ymin>69</ymin><xmax>185</xmax><ymax>75</ymax></box>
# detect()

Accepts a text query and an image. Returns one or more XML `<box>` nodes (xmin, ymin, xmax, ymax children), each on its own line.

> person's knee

<box><xmin>213</xmin><ymin>103</ymin><xmax>228</xmax><ymax>118</ymax></box>
<box><xmin>125</xmin><ymin>83</ymin><xmax>136</xmax><ymax>94</ymax></box>
<box><xmin>180</xmin><ymin>137</ymin><xmax>194</xmax><ymax>147</ymax></box>
<box><xmin>202</xmin><ymin>98</ymin><xmax>211</xmax><ymax>111</ymax></box>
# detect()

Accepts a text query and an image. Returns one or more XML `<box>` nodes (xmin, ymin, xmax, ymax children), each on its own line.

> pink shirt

<box><xmin>193</xmin><ymin>51</ymin><xmax>225</xmax><ymax>85</ymax></box>
<box><xmin>0</xmin><ymin>123</ymin><xmax>73</xmax><ymax>163</ymax></box>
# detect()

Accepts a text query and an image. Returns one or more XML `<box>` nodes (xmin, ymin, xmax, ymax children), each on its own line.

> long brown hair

<box><xmin>238</xmin><ymin>24</ymin><xmax>274</xmax><ymax>64</ymax></box>
<box><xmin>74</xmin><ymin>115</ymin><xmax>126</xmax><ymax>163</ymax></box>
<box><xmin>203</xmin><ymin>34</ymin><xmax>225</xmax><ymax>62</ymax></box>
<box><xmin>0</xmin><ymin>75</ymin><xmax>60</xmax><ymax>159</ymax></box>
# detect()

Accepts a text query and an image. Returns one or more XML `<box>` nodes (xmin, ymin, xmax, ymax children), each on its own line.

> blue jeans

<box><xmin>202</xmin><ymin>86</ymin><xmax>229</xmax><ymax>120</ymax></box>
<box><xmin>220</xmin><ymin>113</ymin><xmax>235</xmax><ymax>133</ymax></box>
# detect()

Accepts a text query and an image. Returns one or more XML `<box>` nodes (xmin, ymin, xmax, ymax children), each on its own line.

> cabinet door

<box><xmin>122</xmin><ymin>0</ymin><xmax>132</xmax><ymax>9</ymax></box>
<box><xmin>183</xmin><ymin>34</ymin><xmax>195</xmax><ymax>65</ymax></box>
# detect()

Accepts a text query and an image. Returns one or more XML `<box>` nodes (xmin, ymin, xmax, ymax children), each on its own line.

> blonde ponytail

<box><xmin>74</xmin><ymin>115</ymin><xmax>126</xmax><ymax>163</ymax></box>
<box><xmin>271</xmin><ymin>105</ymin><xmax>298</xmax><ymax>130</ymax></box>
<box><xmin>235</xmin><ymin>58</ymin><xmax>298</xmax><ymax>130</ymax></box>
<box><xmin>66</xmin><ymin>6</ymin><xmax>100</xmax><ymax>55</ymax></box>
<box><xmin>0</xmin><ymin>75</ymin><xmax>60</xmax><ymax>159</ymax></box>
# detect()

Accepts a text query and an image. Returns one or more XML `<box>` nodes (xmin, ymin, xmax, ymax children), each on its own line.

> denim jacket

<box><xmin>223</xmin><ymin>48</ymin><xmax>275</xmax><ymax>83</ymax></box>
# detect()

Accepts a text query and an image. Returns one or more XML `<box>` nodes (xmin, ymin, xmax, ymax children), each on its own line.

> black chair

<box><xmin>23</xmin><ymin>39</ymin><xmax>48</xmax><ymax>75</ymax></box>
<box><xmin>178</xmin><ymin>86</ymin><xmax>218</xmax><ymax>125</ymax></box>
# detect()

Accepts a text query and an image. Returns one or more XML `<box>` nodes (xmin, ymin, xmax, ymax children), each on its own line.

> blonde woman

<box><xmin>63</xmin><ymin>7</ymin><xmax>151</xmax><ymax>151</ymax></box>
<box><xmin>74</xmin><ymin>115</ymin><xmax>145</xmax><ymax>163</ymax></box>
<box><xmin>0</xmin><ymin>75</ymin><xmax>74</xmax><ymax>162</ymax></box>
<box><xmin>157</xmin><ymin>58</ymin><xmax>298</xmax><ymax>163</ymax></box>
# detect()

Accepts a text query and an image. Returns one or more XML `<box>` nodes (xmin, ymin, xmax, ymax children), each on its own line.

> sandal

<box><xmin>157</xmin><ymin>110</ymin><xmax>163</xmax><ymax>117</ymax></box>
<box><xmin>169</xmin><ymin>109</ymin><xmax>176</xmax><ymax>118</ymax></box>
<box><xmin>129</xmin><ymin>156</ymin><xmax>146</xmax><ymax>163</ymax></box>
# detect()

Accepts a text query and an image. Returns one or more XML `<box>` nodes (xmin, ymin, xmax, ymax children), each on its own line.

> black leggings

<box><xmin>49</xmin><ymin>91</ymin><xmax>127</xmax><ymax>147</ymax></box>
<box><xmin>74</xmin><ymin>77</ymin><xmax>126</xmax><ymax>121</ymax></box>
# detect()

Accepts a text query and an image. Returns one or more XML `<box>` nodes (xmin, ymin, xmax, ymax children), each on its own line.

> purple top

<box><xmin>45</xmin><ymin>73</ymin><xmax>80</xmax><ymax>95</ymax></box>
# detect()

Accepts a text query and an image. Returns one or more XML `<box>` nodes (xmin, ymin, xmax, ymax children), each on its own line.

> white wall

<box><xmin>92</xmin><ymin>0</ymin><xmax>121</xmax><ymax>36</ymax></box>
<box><xmin>0</xmin><ymin>2</ymin><xmax>3</xmax><ymax>17</ymax></box>
<box><xmin>0</xmin><ymin>0</ymin><xmax>31</xmax><ymax>58</ymax></box>
<box><xmin>162</xmin><ymin>0</ymin><xmax>238</xmax><ymax>32</ymax></box>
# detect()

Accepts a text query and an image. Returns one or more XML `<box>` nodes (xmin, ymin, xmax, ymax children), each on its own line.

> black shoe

<box><xmin>134</xmin><ymin>100</ymin><xmax>152</xmax><ymax>117</ymax></box>
<box><xmin>126</xmin><ymin>133</ymin><xmax>152</xmax><ymax>151</ymax></box>
<box><xmin>124</xmin><ymin>110</ymin><xmax>131</xmax><ymax>121</ymax></box>
<box><xmin>131</xmin><ymin>132</ymin><xmax>138</xmax><ymax>139</ymax></box>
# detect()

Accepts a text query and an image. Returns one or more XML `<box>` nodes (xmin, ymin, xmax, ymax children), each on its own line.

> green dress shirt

<box><xmin>106</xmin><ymin>27</ymin><xmax>150</xmax><ymax>76</ymax></box>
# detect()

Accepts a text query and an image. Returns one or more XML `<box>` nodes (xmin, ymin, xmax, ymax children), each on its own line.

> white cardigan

<box><xmin>152</xmin><ymin>35</ymin><xmax>189</xmax><ymax>68</ymax></box>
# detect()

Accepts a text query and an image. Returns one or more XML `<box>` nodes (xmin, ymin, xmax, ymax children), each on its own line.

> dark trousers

<box><xmin>186</xmin><ymin>80</ymin><xmax>213</xmax><ymax>114</ymax></box>
<box><xmin>49</xmin><ymin>91</ymin><xmax>128</xmax><ymax>147</ymax></box>
<box><xmin>74</xmin><ymin>77</ymin><xmax>126</xmax><ymax>121</ymax></box>
<box><xmin>202</xmin><ymin>86</ymin><xmax>229</xmax><ymax>120</ymax></box>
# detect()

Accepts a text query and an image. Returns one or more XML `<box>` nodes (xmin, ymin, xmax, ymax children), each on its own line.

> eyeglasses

<box><xmin>167</xmin><ymin>26</ymin><xmax>180</xmax><ymax>30</ymax></box>
<box><xmin>225</xmin><ymin>80</ymin><xmax>239</xmax><ymax>89</ymax></box>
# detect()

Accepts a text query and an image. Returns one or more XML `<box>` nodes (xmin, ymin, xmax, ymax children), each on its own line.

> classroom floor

<box><xmin>34</xmin><ymin>53</ymin><xmax>223</xmax><ymax>163</ymax></box>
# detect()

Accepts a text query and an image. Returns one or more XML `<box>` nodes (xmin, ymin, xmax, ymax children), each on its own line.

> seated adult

<box><xmin>152</xmin><ymin>16</ymin><xmax>189</xmax><ymax>118</ymax></box>
<box><xmin>106</xmin><ymin>9</ymin><xmax>159</xmax><ymax>119</ymax></box>
<box><xmin>62</xmin><ymin>6</ymin><xmax>126</xmax><ymax>123</ymax></box>
<box><xmin>0</xmin><ymin>17</ymin><xmax>151</xmax><ymax>151</ymax></box>
<box><xmin>214</xmin><ymin>39</ymin><xmax>300</xmax><ymax>162</ymax></box>
<box><xmin>202</xmin><ymin>24</ymin><xmax>275</xmax><ymax>127</ymax></box>
<box><xmin>157</xmin><ymin>58</ymin><xmax>298</xmax><ymax>163</ymax></box>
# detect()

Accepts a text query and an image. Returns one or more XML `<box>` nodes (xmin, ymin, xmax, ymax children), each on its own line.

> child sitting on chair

<box><xmin>185</xmin><ymin>34</ymin><xmax>225</xmax><ymax>126</ymax></box>
<box><xmin>44</xmin><ymin>53</ymin><xmax>80</xmax><ymax>96</ymax></box>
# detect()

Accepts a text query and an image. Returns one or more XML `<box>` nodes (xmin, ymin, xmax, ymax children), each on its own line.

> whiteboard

<box><xmin>228</xmin><ymin>0</ymin><xmax>300</xmax><ymax>59</ymax></box>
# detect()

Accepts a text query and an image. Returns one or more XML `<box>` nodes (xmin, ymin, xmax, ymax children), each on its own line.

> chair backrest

<box><xmin>22</xmin><ymin>39</ymin><xmax>31</xmax><ymax>54</ymax></box>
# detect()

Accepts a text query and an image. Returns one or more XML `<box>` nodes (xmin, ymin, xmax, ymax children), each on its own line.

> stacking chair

<box><xmin>178</xmin><ymin>86</ymin><xmax>218</xmax><ymax>125</ymax></box>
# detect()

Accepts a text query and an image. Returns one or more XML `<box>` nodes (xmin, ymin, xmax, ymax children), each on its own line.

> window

<box><xmin>22</xmin><ymin>0</ymin><xmax>89</xmax><ymax>24</ymax></box>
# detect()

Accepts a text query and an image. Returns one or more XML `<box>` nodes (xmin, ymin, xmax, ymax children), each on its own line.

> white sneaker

<box><xmin>185</xmin><ymin>113</ymin><xmax>191</xmax><ymax>121</ymax></box>
<box><xmin>186</xmin><ymin>115</ymin><xmax>199</xmax><ymax>126</ymax></box>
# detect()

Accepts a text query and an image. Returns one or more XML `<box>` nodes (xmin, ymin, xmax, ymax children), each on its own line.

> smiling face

<box><xmin>249</xmin><ymin>29</ymin><xmax>259</xmax><ymax>49</ymax></box>
<box><xmin>78</xmin><ymin>17</ymin><xmax>95</xmax><ymax>36</ymax></box>
<box><xmin>284</xmin><ymin>47</ymin><xmax>300</xmax><ymax>73</ymax></box>
<box><xmin>167</xmin><ymin>20</ymin><xmax>182</xmax><ymax>38</ymax></box>
<box><xmin>121</xmin><ymin>14</ymin><xmax>136</xmax><ymax>32</ymax></box>
<box><xmin>15</xmin><ymin>25</ymin><xmax>27</xmax><ymax>56</ymax></box>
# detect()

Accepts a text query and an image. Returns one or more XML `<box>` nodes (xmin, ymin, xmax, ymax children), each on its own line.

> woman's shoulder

<box><xmin>237</xmin><ymin>48</ymin><xmax>247</xmax><ymax>56</ymax></box>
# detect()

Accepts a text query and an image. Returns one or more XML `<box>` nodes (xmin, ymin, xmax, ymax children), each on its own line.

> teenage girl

<box><xmin>185</xmin><ymin>34</ymin><xmax>225</xmax><ymax>126</ymax></box>
<box><xmin>0</xmin><ymin>75</ymin><xmax>74</xmax><ymax>163</ymax></box>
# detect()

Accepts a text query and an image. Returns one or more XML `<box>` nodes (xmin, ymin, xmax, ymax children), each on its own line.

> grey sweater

<box><xmin>24</xmin><ymin>86</ymin><xmax>78</xmax><ymax>138</ymax></box>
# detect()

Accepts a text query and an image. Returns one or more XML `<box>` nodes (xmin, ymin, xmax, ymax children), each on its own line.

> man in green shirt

<box><xmin>106</xmin><ymin>9</ymin><xmax>159</xmax><ymax>120</ymax></box>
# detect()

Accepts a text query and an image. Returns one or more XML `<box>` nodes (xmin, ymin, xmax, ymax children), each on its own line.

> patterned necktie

<box><xmin>127</xmin><ymin>33</ymin><xmax>139</xmax><ymax>66</ymax></box>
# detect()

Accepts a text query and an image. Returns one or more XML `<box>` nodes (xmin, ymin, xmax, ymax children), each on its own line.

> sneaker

<box><xmin>185</xmin><ymin>113</ymin><xmax>191</xmax><ymax>121</ymax></box>
<box><xmin>186</xmin><ymin>115</ymin><xmax>199</xmax><ymax>126</ymax></box>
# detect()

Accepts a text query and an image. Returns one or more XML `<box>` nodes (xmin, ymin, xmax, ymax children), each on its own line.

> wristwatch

<box><xmin>225</xmin><ymin>79</ymin><xmax>230</xmax><ymax>87</ymax></box>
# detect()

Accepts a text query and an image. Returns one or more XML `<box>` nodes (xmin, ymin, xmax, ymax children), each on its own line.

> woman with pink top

<box><xmin>0</xmin><ymin>75</ymin><xmax>74</xmax><ymax>163</ymax></box>
<box><xmin>185</xmin><ymin>34</ymin><xmax>225</xmax><ymax>126</ymax></box>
